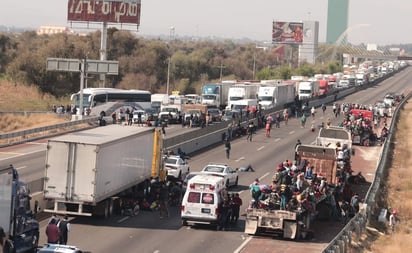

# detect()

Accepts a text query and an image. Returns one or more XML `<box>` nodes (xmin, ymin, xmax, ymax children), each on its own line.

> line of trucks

<box><xmin>244</xmin><ymin>126</ymin><xmax>353</xmax><ymax>239</ymax></box>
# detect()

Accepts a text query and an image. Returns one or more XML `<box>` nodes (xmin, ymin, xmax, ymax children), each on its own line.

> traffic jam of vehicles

<box><xmin>1</xmin><ymin>60</ymin><xmax>407</xmax><ymax>253</ymax></box>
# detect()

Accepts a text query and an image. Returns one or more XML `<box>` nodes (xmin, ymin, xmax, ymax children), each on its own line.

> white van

<box><xmin>181</xmin><ymin>174</ymin><xmax>227</xmax><ymax>228</ymax></box>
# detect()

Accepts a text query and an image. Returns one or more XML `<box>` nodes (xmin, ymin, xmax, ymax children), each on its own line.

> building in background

<box><xmin>298</xmin><ymin>20</ymin><xmax>319</xmax><ymax>64</ymax></box>
<box><xmin>37</xmin><ymin>25</ymin><xmax>72</xmax><ymax>35</ymax></box>
<box><xmin>326</xmin><ymin>0</ymin><xmax>349</xmax><ymax>44</ymax></box>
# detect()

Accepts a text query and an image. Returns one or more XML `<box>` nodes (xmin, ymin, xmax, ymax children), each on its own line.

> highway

<box><xmin>0</xmin><ymin>68</ymin><xmax>411</xmax><ymax>253</ymax></box>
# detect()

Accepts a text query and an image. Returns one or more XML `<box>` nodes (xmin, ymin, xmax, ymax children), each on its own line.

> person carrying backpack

<box><xmin>57</xmin><ymin>215</ymin><xmax>70</xmax><ymax>245</ymax></box>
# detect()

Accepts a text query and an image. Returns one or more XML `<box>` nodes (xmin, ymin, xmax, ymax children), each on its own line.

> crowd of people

<box><xmin>45</xmin><ymin>214</ymin><xmax>71</xmax><ymax>245</ymax></box>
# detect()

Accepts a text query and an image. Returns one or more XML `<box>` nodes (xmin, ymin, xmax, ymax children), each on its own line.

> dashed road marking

<box><xmin>117</xmin><ymin>216</ymin><xmax>130</xmax><ymax>223</ymax></box>
<box><xmin>257</xmin><ymin>146</ymin><xmax>265</xmax><ymax>151</ymax></box>
<box><xmin>274</xmin><ymin>138</ymin><xmax>281</xmax><ymax>142</ymax></box>
<box><xmin>289</xmin><ymin>131</ymin><xmax>295</xmax><ymax>134</ymax></box>
<box><xmin>235</xmin><ymin>157</ymin><xmax>245</xmax><ymax>162</ymax></box>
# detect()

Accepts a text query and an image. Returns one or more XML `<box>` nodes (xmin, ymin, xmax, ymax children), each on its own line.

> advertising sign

<box><xmin>272</xmin><ymin>21</ymin><xmax>304</xmax><ymax>44</ymax></box>
<box><xmin>68</xmin><ymin>0</ymin><xmax>141</xmax><ymax>25</ymax></box>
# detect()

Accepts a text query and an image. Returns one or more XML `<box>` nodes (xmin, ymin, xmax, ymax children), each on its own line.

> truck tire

<box><xmin>109</xmin><ymin>198</ymin><xmax>114</xmax><ymax>217</ymax></box>
<box><xmin>182</xmin><ymin>219</ymin><xmax>188</xmax><ymax>226</ymax></box>
<box><xmin>103</xmin><ymin>199</ymin><xmax>110</xmax><ymax>219</ymax></box>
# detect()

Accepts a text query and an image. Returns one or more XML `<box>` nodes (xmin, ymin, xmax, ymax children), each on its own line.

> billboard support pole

<box><xmin>100</xmin><ymin>22</ymin><xmax>108</xmax><ymax>88</ymax></box>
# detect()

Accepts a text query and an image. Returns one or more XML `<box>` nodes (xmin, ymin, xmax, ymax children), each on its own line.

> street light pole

<box><xmin>166</xmin><ymin>26</ymin><xmax>175</xmax><ymax>96</ymax></box>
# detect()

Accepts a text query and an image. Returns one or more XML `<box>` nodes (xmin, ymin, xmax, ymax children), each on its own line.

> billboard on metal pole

<box><xmin>272</xmin><ymin>21</ymin><xmax>303</xmax><ymax>44</ymax></box>
<box><xmin>67</xmin><ymin>0</ymin><xmax>141</xmax><ymax>25</ymax></box>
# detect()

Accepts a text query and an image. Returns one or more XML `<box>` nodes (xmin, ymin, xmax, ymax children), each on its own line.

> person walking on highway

<box><xmin>265</xmin><ymin>121</ymin><xmax>271</xmax><ymax>137</ymax></box>
<box><xmin>246</xmin><ymin>121</ymin><xmax>254</xmax><ymax>142</ymax></box>
<box><xmin>57</xmin><ymin>215</ymin><xmax>70</xmax><ymax>245</ymax></box>
<box><xmin>224</xmin><ymin>138</ymin><xmax>231</xmax><ymax>159</ymax></box>
<box><xmin>300</xmin><ymin>114</ymin><xmax>307</xmax><ymax>128</ymax></box>
<box><xmin>283</xmin><ymin>109</ymin><xmax>289</xmax><ymax>125</ymax></box>
<box><xmin>310</xmin><ymin>106</ymin><xmax>316</xmax><ymax>119</ymax></box>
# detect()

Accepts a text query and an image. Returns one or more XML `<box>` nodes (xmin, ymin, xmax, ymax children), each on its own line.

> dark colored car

<box><xmin>207</xmin><ymin>108</ymin><xmax>222</xmax><ymax>122</ymax></box>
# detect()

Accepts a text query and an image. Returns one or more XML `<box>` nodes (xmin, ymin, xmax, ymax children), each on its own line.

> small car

<box><xmin>207</xmin><ymin>108</ymin><xmax>222</xmax><ymax>122</ymax></box>
<box><xmin>383</xmin><ymin>94</ymin><xmax>395</xmax><ymax>106</ymax></box>
<box><xmin>164</xmin><ymin>155</ymin><xmax>190</xmax><ymax>180</ymax></box>
<box><xmin>37</xmin><ymin>244</ymin><xmax>88</xmax><ymax>253</ymax></box>
<box><xmin>200</xmin><ymin>163</ymin><xmax>238</xmax><ymax>188</ymax></box>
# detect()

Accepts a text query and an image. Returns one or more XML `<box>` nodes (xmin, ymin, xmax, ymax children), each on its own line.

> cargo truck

<box><xmin>43</xmin><ymin>125</ymin><xmax>161</xmax><ymax>217</ymax></box>
<box><xmin>201</xmin><ymin>82</ymin><xmax>234</xmax><ymax>110</ymax></box>
<box><xmin>0</xmin><ymin>165</ymin><xmax>40</xmax><ymax>253</ymax></box>
<box><xmin>298</xmin><ymin>80</ymin><xmax>319</xmax><ymax>100</ymax></box>
<box><xmin>257</xmin><ymin>83</ymin><xmax>295</xmax><ymax>110</ymax></box>
<box><xmin>227</xmin><ymin>83</ymin><xmax>259</xmax><ymax>110</ymax></box>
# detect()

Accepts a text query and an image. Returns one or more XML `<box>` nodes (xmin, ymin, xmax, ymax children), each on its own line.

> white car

<box><xmin>132</xmin><ymin>110</ymin><xmax>147</xmax><ymax>123</ymax></box>
<box><xmin>164</xmin><ymin>155</ymin><xmax>190</xmax><ymax>179</ymax></box>
<box><xmin>200</xmin><ymin>163</ymin><xmax>239</xmax><ymax>188</ymax></box>
<box><xmin>383</xmin><ymin>94</ymin><xmax>395</xmax><ymax>106</ymax></box>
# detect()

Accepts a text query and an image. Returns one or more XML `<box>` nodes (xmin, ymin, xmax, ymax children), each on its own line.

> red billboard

<box><xmin>68</xmin><ymin>0</ymin><xmax>141</xmax><ymax>25</ymax></box>
<box><xmin>272</xmin><ymin>21</ymin><xmax>303</xmax><ymax>44</ymax></box>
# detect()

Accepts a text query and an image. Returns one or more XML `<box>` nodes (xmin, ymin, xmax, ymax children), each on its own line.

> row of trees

<box><xmin>0</xmin><ymin>28</ymin><xmax>344</xmax><ymax>98</ymax></box>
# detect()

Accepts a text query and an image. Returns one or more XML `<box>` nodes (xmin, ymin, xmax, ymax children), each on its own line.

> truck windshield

<box><xmin>259</xmin><ymin>96</ymin><xmax>272</xmax><ymax>101</ymax></box>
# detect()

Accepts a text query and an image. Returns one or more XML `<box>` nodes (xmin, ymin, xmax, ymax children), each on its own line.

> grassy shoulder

<box><xmin>0</xmin><ymin>80</ymin><xmax>70</xmax><ymax>133</ymax></box>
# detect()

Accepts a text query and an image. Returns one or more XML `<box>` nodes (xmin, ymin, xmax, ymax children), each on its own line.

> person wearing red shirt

<box><xmin>45</xmin><ymin>219</ymin><xmax>60</xmax><ymax>244</ymax></box>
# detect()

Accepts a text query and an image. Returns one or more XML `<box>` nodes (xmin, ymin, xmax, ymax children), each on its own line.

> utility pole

<box><xmin>219</xmin><ymin>62</ymin><xmax>226</xmax><ymax>81</ymax></box>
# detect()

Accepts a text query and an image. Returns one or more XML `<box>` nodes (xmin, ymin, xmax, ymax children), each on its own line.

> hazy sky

<box><xmin>1</xmin><ymin>0</ymin><xmax>411</xmax><ymax>46</ymax></box>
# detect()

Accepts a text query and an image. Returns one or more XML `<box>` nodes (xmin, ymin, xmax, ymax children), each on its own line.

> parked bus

<box><xmin>71</xmin><ymin>88</ymin><xmax>151</xmax><ymax>110</ymax></box>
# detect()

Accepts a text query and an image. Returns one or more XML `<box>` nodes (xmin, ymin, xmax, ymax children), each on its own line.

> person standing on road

<box><xmin>246</xmin><ymin>121</ymin><xmax>254</xmax><ymax>142</ymax></box>
<box><xmin>224</xmin><ymin>139</ymin><xmax>231</xmax><ymax>159</ymax></box>
<box><xmin>57</xmin><ymin>215</ymin><xmax>70</xmax><ymax>245</ymax></box>
<box><xmin>230</xmin><ymin>193</ymin><xmax>243</xmax><ymax>223</ymax></box>
<box><xmin>158</xmin><ymin>183</ymin><xmax>170</xmax><ymax>219</ymax></box>
<box><xmin>45</xmin><ymin>219</ymin><xmax>59</xmax><ymax>244</ymax></box>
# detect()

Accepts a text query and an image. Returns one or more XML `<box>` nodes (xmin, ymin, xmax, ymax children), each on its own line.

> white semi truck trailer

<box><xmin>43</xmin><ymin>125</ymin><xmax>161</xmax><ymax>217</ymax></box>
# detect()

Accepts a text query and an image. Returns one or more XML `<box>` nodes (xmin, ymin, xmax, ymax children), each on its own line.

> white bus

<box><xmin>71</xmin><ymin>88</ymin><xmax>151</xmax><ymax>110</ymax></box>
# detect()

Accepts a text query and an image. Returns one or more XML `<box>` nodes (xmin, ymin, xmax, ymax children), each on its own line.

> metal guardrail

<box><xmin>0</xmin><ymin>116</ymin><xmax>99</xmax><ymax>147</ymax></box>
<box><xmin>322</xmin><ymin>89</ymin><xmax>411</xmax><ymax>253</ymax></box>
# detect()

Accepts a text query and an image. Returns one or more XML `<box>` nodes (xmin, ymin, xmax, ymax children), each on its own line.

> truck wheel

<box><xmin>182</xmin><ymin>219</ymin><xmax>188</xmax><ymax>226</ymax></box>
<box><xmin>103</xmin><ymin>199</ymin><xmax>110</xmax><ymax>219</ymax></box>
<box><xmin>109</xmin><ymin>198</ymin><xmax>114</xmax><ymax>217</ymax></box>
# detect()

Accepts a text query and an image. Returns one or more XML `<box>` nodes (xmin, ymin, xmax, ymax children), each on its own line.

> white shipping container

<box><xmin>44</xmin><ymin>125</ymin><xmax>155</xmax><ymax>215</ymax></box>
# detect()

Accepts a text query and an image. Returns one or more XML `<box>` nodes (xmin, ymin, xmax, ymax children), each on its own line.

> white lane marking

<box><xmin>15</xmin><ymin>166</ymin><xmax>27</xmax><ymax>171</ymax></box>
<box><xmin>289</xmin><ymin>131</ymin><xmax>295</xmax><ymax>134</ymax></box>
<box><xmin>311</xmin><ymin>140</ymin><xmax>316</xmax><ymax>145</ymax></box>
<box><xmin>235</xmin><ymin>157</ymin><xmax>245</xmax><ymax>162</ymax></box>
<box><xmin>257</xmin><ymin>146</ymin><xmax>264</xmax><ymax>151</ymax></box>
<box><xmin>274</xmin><ymin>138</ymin><xmax>281</xmax><ymax>142</ymax></box>
<box><xmin>0</xmin><ymin>150</ymin><xmax>45</xmax><ymax>161</ymax></box>
<box><xmin>233</xmin><ymin>236</ymin><xmax>252</xmax><ymax>253</ymax></box>
<box><xmin>117</xmin><ymin>216</ymin><xmax>130</xmax><ymax>223</ymax></box>
<box><xmin>259</xmin><ymin>172</ymin><xmax>270</xmax><ymax>181</ymax></box>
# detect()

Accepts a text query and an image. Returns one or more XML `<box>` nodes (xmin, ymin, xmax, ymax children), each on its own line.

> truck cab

<box><xmin>1</xmin><ymin>165</ymin><xmax>40</xmax><ymax>253</ymax></box>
